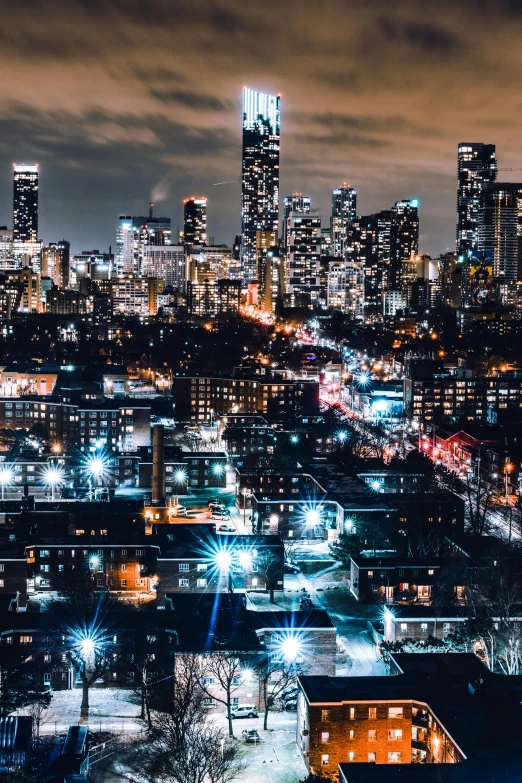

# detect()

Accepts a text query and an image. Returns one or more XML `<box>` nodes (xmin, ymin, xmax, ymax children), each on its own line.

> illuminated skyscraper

<box><xmin>183</xmin><ymin>197</ymin><xmax>207</xmax><ymax>245</ymax></box>
<box><xmin>286</xmin><ymin>214</ymin><xmax>321</xmax><ymax>307</ymax></box>
<box><xmin>479</xmin><ymin>182</ymin><xmax>522</xmax><ymax>300</ymax></box>
<box><xmin>13</xmin><ymin>164</ymin><xmax>38</xmax><ymax>243</ymax></box>
<box><xmin>42</xmin><ymin>240</ymin><xmax>70</xmax><ymax>289</ymax></box>
<box><xmin>331</xmin><ymin>186</ymin><xmax>357</xmax><ymax>257</ymax></box>
<box><xmin>457</xmin><ymin>143</ymin><xmax>496</xmax><ymax>258</ymax></box>
<box><xmin>390</xmin><ymin>199</ymin><xmax>419</xmax><ymax>291</ymax></box>
<box><xmin>241</xmin><ymin>87</ymin><xmax>280</xmax><ymax>284</ymax></box>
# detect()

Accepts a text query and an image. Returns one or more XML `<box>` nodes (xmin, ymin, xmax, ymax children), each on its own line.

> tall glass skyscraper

<box><xmin>457</xmin><ymin>143</ymin><xmax>496</xmax><ymax>258</ymax></box>
<box><xmin>331</xmin><ymin>186</ymin><xmax>357</xmax><ymax>257</ymax></box>
<box><xmin>13</xmin><ymin>164</ymin><xmax>39</xmax><ymax>243</ymax></box>
<box><xmin>183</xmin><ymin>197</ymin><xmax>207</xmax><ymax>245</ymax></box>
<box><xmin>479</xmin><ymin>183</ymin><xmax>522</xmax><ymax>290</ymax></box>
<box><xmin>241</xmin><ymin>87</ymin><xmax>281</xmax><ymax>284</ymax></box>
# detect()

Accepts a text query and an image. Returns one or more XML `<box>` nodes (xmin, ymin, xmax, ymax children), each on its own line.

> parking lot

<box><xmin>213</xmin><ymin>711</ymin><xmax>306</xmax><ymax>783</ymax></box>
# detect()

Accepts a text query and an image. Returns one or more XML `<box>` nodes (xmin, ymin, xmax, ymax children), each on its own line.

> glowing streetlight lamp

<box><xmin>237</xmin><ymin>551</ymin><xmax>252</xmax><ymax>569</ymax></box>
<box><xmin>306</xmin><ymin>509</ymin><xmax>320</xmax><ymax>527</ymax></box>
<box><xmin>174</xmin><ymin>469</ymin><xmax>188</xmax><ymax>484</ymax></box>
<box><xmin>213</xmin><ymin>463</ymin><xmax>224</xmax><ymax>476</ymax></box>
<box><xmin>42</xmin><ymin>466</ymin><xmax>64</xmax><ymax>501</ymax></box>
<box><xmin>370</xmin><ymin>480</ymin><xmax>382</xmax><ymax>493</ymax></box>
<box><xmin>80</xmin><ymin>638</ymin><xmax>95</xmax><ymax>657</ymax></box>
<box><xmin>290</xmin><ymin>434</ymin><xmax>299</xmax><ymax>445</ymax></box>
<box><xmin>0</xmin><ymin>468</ymin><xmax>13</xmax><ymax>501</ymax></box>
<box><xmin>337</xmin><ymin>430</ymin><xmax>347</xmax><ymax>443</ymax></box>
<box><xmin>216</xmin><ymin>550</ymin><xmax>231</xmax><ymax>570</ymax></box>
<box><xmin>281</xmin><ymin>636</ymin><xmax>301</xmax><ymax>662</ymax></box>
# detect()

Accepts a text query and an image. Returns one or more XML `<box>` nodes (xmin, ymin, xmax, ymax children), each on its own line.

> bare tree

<box><xmin>252</xmin><ymin>654</ymin><xmax>298</xmax><ymax>730</ymax></box>
<box><xmin>462</xmin><ymin>471</ymin><xmax>494</xmax><ymax>537</ymax></box>
<box><xmin>201</xmin><ymin>653</ymin><xmax>247</xmax><ymax>738</ymax></box>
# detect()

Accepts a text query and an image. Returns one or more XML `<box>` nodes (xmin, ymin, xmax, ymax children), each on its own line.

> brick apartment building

<box><xmin>0</xmin><ymin>396</ymin><xmax>151</xmax><ymax>453</ymax></box>
<box><xmin>172</xmin><ymin>374</ymin><xmax>319</xmax><ymax>422</ymax></box>
<box><xmin>298</xmin><ymin>653</ymin><xmax>522</xmax><ymax>776</ymax></box>
<box><xmin>404</xmin><ymin>359</ymin><xmax>522</xmax><ymax>424</ymax></box>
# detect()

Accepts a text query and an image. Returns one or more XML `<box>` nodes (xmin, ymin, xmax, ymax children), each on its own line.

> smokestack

<box><xmin>152</xmin><ymin>424</ymin><xmax>165</xmax><ymax>505</ymax></box>
<box><xmin>149</xmin><ymin>201</ymin><xmax>154</xmax><ymax>220</ymax></box>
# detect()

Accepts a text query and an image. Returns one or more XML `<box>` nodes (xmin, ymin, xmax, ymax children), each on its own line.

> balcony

<box><xmin>412</xmin><ymin>739</ymin><xmax>429</xmax><ymax>751</ymax></box>
<box><xmin>412</xmin><ymin>714</ymin><xmax>428</xmax><ymax>728</ymax></box>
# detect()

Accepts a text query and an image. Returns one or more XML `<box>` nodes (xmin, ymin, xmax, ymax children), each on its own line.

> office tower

<box><xmin>116</xmin><ymin>204</ymin><xmax>171</xmax><ymax>276</ymax></box>
<box><xmin>479</xmin><ymin>182</ymin><xmax>522</xmax><ymax>301</ymax></box>
<box><xmin>347</xmin><ymin>211</ymin><xmax>391</xmax><ymax>320</ymax></box>
<box><xmin>0</xmin><ymin>228</ymin><xmax>14</xmax><ymax>271</ymax></box>
<box><xmin>241</xmin><ymin>87</ymin><xmax>281</xmax><ymax>284</ymax></box>
<box><xmin>13</xmin><ymin>164</ymin><xmax>38</xmax><ymax>243</ymax></box>
<box><xmin>142</xmin><ymin>245</ymin><xmax>186</xmax><ymax>291</ymax></box>
<box><xmin>42</xmin><ymin>240</ymin><xmax>70</xmax><ymax>289</ymax></box>
<box><xmin>457</xmin><ymin>143</ymin><xmax>497</xmax><ymax>258</ymax></box>
<box><xmin>286</xmin><ymin>214</ymin><xmax>321</xmax><ymax>307</ymax></box>
<box><xmin>183</xmin><ymin>197</ymin><xmax>207</xmax><ymax>245</ymax></box>
<box><xmin>331</xmin><ymin>186</ymin><xmax>357</xmax><ymax>257</ymax></box>
<box><xmin>70</xmin><ymin>251</ymin><xmax>113</xmax><ymax>289</ymax></box>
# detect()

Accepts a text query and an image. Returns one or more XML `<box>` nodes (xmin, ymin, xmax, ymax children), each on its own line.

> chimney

<box><xmin>149</xmin><ymin>201</ymin><xmax>154</xmax><ymax>220</ymax></box>
<box><xmin>152</xmin><ymin>423</ymin><xmax>165</xmax><ymax>505</ymax></box>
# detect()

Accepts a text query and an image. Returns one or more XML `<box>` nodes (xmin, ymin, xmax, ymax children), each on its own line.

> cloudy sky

<box><xmin>1</xmin><ymin>0</ymin><xmax>521</xmax><ymax>255</ymax></box>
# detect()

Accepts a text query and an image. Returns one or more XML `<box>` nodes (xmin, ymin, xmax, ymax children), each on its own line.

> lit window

<box><xmin>389</xmin><ymin>707</ymin><xmax>403</xmax><ymax>719</ymax></box>
<box><xmin>321</xmin><ymin>755</ymin><xmax>329</xmax><ymax>766</ymax></box>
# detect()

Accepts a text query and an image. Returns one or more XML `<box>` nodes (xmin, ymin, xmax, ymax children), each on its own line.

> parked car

<box><xmin>218</xmin><ymin>524</ymin><xmax>235</xmax><ymax>532</ymax></box>
<box><xmin>281</xmin><ymin>685</ymin><xmax>299</xmax><ymax>699</ymax></box>
<box><xmin>284</xmin><ymin>562</ymin><xmax>300</xmax><ymax>574</ymax></box>
<box><xmin>242</xmin><ymin>729</ymin><xmax>260</xmax><ymax>743</ymax></box>
<box><xmin>210</xmin><ymin>511</ymin><xmax>231</xmax><ymax>521</ymax></box>
<box><xmin>170</xmin><ymin>505</ymin><xmax>187</xmax><ymax>517</ymax></box>
<box><xmin>230</xmin><ymin>704</ymin><xmax>258</xmax><ymax>719</ymax></box>
<box><xmin>284</xmin><ymin>699</ymin><xmax>297</xmax><ymax>711</ymax></box>
<box><xmin>208</xmin><ymin>500</ymin><xmax>225</xmax><ymax>509</ymax></box>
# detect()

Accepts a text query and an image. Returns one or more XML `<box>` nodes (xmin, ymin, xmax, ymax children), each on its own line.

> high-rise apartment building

<box><xmin>327</xmin><ymin>259</ymin><xmax>364</xmax><ymax>320</ymax></box>
<box><xmin>183</xmin><ymin>197</ymin><xmax>207</xmax><ymax>245</ymax></box>
<box><xmin>257</xmin><ymin>246</ymin><xmax>284</xmax><ymax>315</ymax></box>
<box><xmin>457</xmin><ymin>143</ymin><xmax>497</xmax><ymax>257</ymax></box>
<box><xmin>479</xmin><ymin>182</ymin><xmax>522</xmax><ymax>300</ymax></box>
<box><xmin>347</xmin><ymin>212</ymin><xmax>391</xmax><ymax>319</ymax></box>
<box><xmin>331</xmin><ymin>186</ymin><xmax>357</xmax><ymax>257</ymax></box>
<box><xmin>241</xmin><ymin>88</ymin><xmax>280</xmax><ymax>284</ymax></box>
<box><xmin>142</xmin><ymin>245</ymin><xmax>186</xmax><ymax>291</ymax></box>
<box><xmin>283</xmin><ymin>195</ymin><xmax>311</xmax><ymax>252</ymax></box>
<box><xmin>286</xmin><ymin>215</ymin><xmax>321</xmax><ymax>307</ymax></box>
<box><xmin>390</xmin><ymin>199</ymin><xmax>419</xmax><ymax>290</ymax></box>
<box><xmin>42</xmin><ymin>240</ymin><xmax>70</xmax><ymax>289</ymax></box>
<box><xmin>0</xmin><ymin>228</ymin><xmax>14</xmax><ymax>271</ymax></box>
<box><xmin>13</xmin><ymin>164</ymin><xmax>38</xmax><ymax>243</ymax></box>
<box><xmin>116</xmin><ymin>203</ymin><xmax>170</xmax><ymax>276</ymax></box>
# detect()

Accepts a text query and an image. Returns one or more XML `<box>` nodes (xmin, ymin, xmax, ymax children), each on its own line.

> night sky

<box><xmin>1</xmin><ymin>0</ymin><xmax>521</xmax><ymax>256</ymax></box>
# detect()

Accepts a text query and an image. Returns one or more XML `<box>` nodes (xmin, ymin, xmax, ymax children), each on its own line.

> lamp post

<box><xmin>0</xmin><ymin>468</ymin><xmax>13</xmax><ymax>501</ymax></box>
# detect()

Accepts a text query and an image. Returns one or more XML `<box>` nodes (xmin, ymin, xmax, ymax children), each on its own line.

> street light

<box><xmin>216</xmin><ymin>550</ymin><xmax>231</xmax><ymax>571</ymax></box>
<box><xmin>505</xmin><ymin>463</ymin><xmax>513</xmax><ymax>500</ymax></box>
<box><xmin>290</xmin><ymin>434</ymin><xmax>299</xmax><ymax>445</ymax></box>
<box><xmin>306</xmin><ymin>509</ymin><xmax>320</xmax><ymax>527</ymax></box>
<box><xmin>0</xmin><ymin>468</ymin><xmax>13</xmax><ymax>501</ymax></box>
<box><xmin>281</xmin><ymin>636</ymin><xmax>301</xmax><ymax>662</ymax></box>
<box><xmin>238</xmin><ymin>551</ymin><xmax>251</xmax><ymax>569</ymax></box>
<box><xmin>42</xmin><ymin>466</ymin><xmax>64</xmax><ymax>501</ymax></box>
<box><xmin>174</xmin><ymin>469</ymin><xmax>187</xmax><ymax>484</ymax></box>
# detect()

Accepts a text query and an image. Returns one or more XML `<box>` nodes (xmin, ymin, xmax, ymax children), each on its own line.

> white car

<box><xmin>210</xmin><ymin>511</ymin><xmax>230</xmax><ymax>521</ymax></box>
<box><xmin>230</xmin><ymin>704</ymin><xmax>258</xmax><ymax>719</ymax></box>
<box><xmin>169</xmin><ymin>505</ymin><xmax>187</xmax><ymax>517</ymax></box>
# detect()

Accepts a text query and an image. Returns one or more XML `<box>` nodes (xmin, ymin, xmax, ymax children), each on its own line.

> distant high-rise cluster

<box><xmin>3</xmin><ymin>90</ymin><xmax>522</xmax><ymax>323</ymax></box>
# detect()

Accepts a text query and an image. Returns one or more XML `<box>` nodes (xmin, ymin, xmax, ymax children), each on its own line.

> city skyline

<box><xmin>0</xmin><ymin>0</ymin><xmax>521</xmax><ymax>255</ymax></box>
